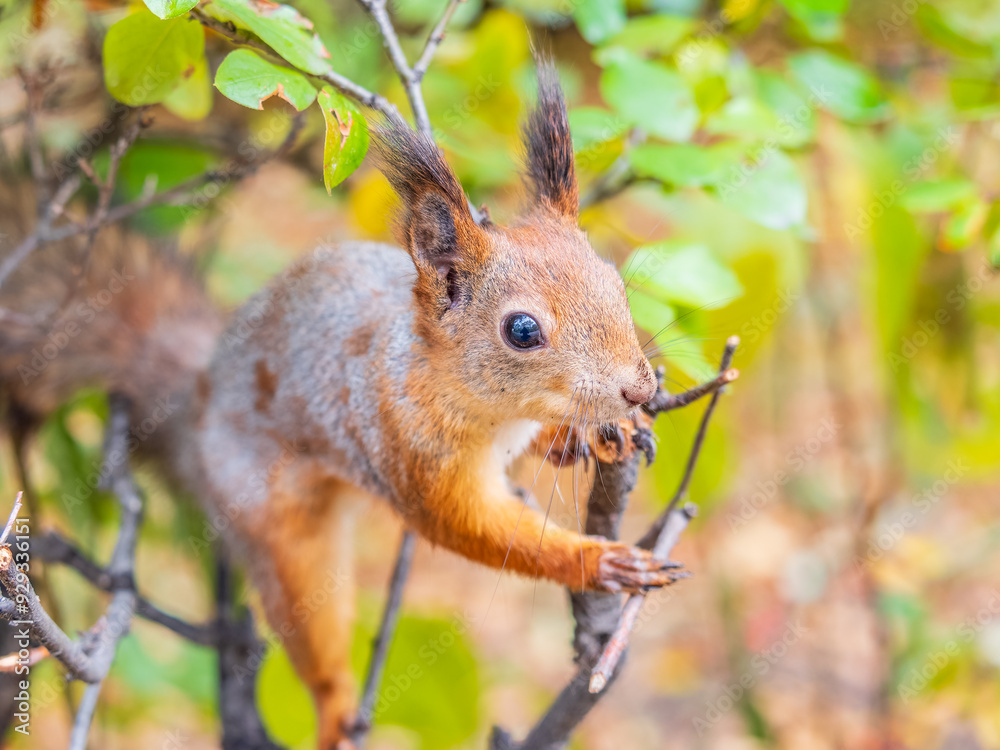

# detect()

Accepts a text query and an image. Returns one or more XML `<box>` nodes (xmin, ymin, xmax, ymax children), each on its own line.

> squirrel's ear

<box><xmin>372</xmin><ymin>124</ymin><xmax>484</xmax><ymax>307</ymax></box>
<box><xmin>523</xmin><ymin>60</ymin><xmax>579</xmax><ymax>220</ymax></box>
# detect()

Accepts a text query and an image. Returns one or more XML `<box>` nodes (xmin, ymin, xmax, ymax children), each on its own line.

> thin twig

<box><xmin>588</xmin><ymin>339</ymin><xmax>740</xmax><ymax>688</ymax></box>
<box><xmin>645</xmin><ymin>366</ymin><xmax>739</xmax><ymax>415</ymax></box>
<box><xmin>32</xmin><ymin>531</ymin><xmax>219</xmax><ymax>647</ymax></box>
<box><xmin>0</xmin><ymin>173</ymin><xmax>81</xmax><ymax>289</ymax></box>
<box><xmin>349</xmin><ymin>530</ymin><xmax>416</xmax><ymax>746</ymax></box>
<box><xmin>0</xmin><ymin>493</ymin><xmax>22</xmax><ymax>546</ymax></box>
<box><xmin>0</xmin><ymin>107</ymin><xmax>298</xmax><ymax>291</ymax></box>
<box><xmin>413</xmin><ymin>0</ymin><xmax>463</xmax><ymax>81</ymax></box>
<box><xmin>588</xmin><ymin>504</ymin><xmax>696</xmax><ymax>693</ymax></box>
<box><xmin>356</xmin><ymin>0</ymin><xmax>431</xmax><ymax>133</ymax></box>
<box><xmin>638</xmin><ymin>335</ymin><xmax>739</xmax><ymax>547</ymax></box>
<box><xmin>68</xmin><ymin>393</ymin><xmax>145</xmax><ymax>750</ymax></box>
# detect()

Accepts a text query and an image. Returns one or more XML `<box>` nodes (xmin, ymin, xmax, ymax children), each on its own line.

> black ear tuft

<box><xmin>523</xmin><ymin>59</ymin><xmax>579</xmax><ymax>219</ymax></box>
<box><xmin>371</xmin><ymin>123</ymin><xmax>480</xmax><ymax>308</ymax></box>
<box><xmin>371</xmin><ymin>122</ymin><xmax>469</xmax><ymax>217</ymax></box>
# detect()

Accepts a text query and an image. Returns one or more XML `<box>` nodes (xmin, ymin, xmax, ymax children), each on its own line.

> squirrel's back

<box><xmin>192</xmin><ymin>241</ymin><xmax>417</xmax><ymax>505</ymax></box>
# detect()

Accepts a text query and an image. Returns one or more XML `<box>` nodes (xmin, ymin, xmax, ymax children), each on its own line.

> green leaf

<box><xmin>705</xmin><ymin>97</ymin><xmax>781</xmax><ymax>141</ymax></box>
<box><xmin>567</xmin><ymin>107</ymin><xmax>627</xmax><ymax>151</ymax></box>
<box><xmin>162</xmin><ymin>54</ymin><xmax>212</xmax><ymax>120</ymax></box>
<box><xmin>900</xmin><ymin>179</ymin><xmax>977</xmax><ymax>213</ymax></box>
<box><xmin>318</xmin><ymin>86</ymin><xmax>369</xmax><ymax>192</ymax></box>
<box><xmin>142</xmin><ymin>0</ymin><xmax>199</xmax><ymax>20</ymax></box>
<box><xmin>214</xmin><ymin>49</ymin><xmax>317</xmax><ymax>110</ymax></box>
<box><xmin>755</xmin><ymin>70</ymin><xmax>817</xmax><ymax>147</ymax></box>
<box><xmin>629</xmin><ymin>142</ymin><xmax>743</xmax><ymax>188</ymax></box>
<box><xmin>602</xmin><ymin>14</ymin><xmax>694</xmax><ymax>56</ymax></box>
<box><xmin>788</xmin><ymin>50</ymin><xmax>889</xmax><ymax>124</ymax></box>
<box><xmin>573</xmin><ymin>0</ymin><xmax>625</xmax><ymax>44</ymax></box>
<box><xmin>103</xmin><ymin>8</ymin><xmax>206</xmax><ymax>106</ymax></box>
<box><xmin>778</xmin><ymin>0</ymin><xmax>847</xmax><ymax>41</ymax></box>
<box><xmin>600</xmin><ymin>53</ymin><xmax>699</xmax><ymax>142</ymax></box>
<box><xmin>203</xmin><ymin>0</ymin><xmax>332</xmax><ymax>75</ymax></box>
<box><xmin>360</xmin><ymin>615</ymin><xmax>480</xmax><ymax>748</ymax></box>
<box><xmin>941</xmin><ymin>200</ymin><xmax>987</xmax><ymax>251</ymax></box>
<box><xmin>625</xmin><ymin>241</ymin><xmax>743</xmax><ymax>309</ymax></box>
<box><xmin>259</xmin><ymin>646</ymin><xmax>317</xmax><ymax>746</ymax></box>
<box><xmin>713</xmin><ymin>150</ymin><xmax>807</xmax><ymax>230</ymax></box>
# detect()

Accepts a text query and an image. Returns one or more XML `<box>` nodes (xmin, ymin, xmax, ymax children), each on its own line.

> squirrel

<box><xmin>0</xmin><ymin>63</ymin><xmax>683</xmax><ymax>749</ymax></box>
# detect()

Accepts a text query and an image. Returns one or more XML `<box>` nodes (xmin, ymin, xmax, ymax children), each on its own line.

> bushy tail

<box><xmin>0</xmin><ymin>185</ymin><xmax>221</xmax><ymax>442</ymax></box>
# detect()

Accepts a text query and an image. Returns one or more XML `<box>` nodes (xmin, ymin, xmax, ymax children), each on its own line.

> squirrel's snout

<box><xmin>621</xmin><ymin>380</ymin><xmax>655</xmax><ymax>408</ymax></box>
<box><xmin>621</xmin><ymin>365</ymin><xmax>656</xmax><ymax>407</ymax></box>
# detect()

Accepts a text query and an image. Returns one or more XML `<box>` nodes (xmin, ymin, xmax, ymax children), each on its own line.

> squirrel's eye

<box><xmin>503</xmin><ymin>313</ymin><xmax>543</xmax><ymax>350</ymax></box>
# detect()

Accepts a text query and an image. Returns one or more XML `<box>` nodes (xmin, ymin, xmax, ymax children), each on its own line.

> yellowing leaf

<box><xmin>142</xmin><ymin>0</ymin><xmax>199</xmax><ymax>19</ymax></box>
<box><xmin>163</xmin><ymin>53</ymin><xmax>213</xmax><ymax>120</ymax></box>
<box><xmin>317</xmin><ymin>86</ymin><xmax>369</xmax><ymax>193</ymax></box>
<box><xmin>103</xmin><ymin>8</ymin><xmax>205</xmax><ymax>106</ymax></box>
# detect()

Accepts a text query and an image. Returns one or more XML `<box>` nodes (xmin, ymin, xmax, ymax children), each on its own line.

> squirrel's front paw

<box><xmin>592</xmin><ymin>542</ymin><xmax>687</xmax><ymax>593</ymax></box>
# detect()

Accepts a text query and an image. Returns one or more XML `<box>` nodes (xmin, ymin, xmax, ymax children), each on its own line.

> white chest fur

<box><xmin>491</xmin><ymin>419</ymin><xmax>542</xmax><ymax>469</ymax></box>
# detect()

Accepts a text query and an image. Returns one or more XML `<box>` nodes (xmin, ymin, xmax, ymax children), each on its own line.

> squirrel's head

<box><xmin>373</xmin><ymin>62</ymin><xmax>656</xmax><ymax>427</ymax></box>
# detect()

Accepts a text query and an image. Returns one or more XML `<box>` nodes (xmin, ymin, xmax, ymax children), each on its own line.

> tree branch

<box><xmin>349</xmin><ymin>530</ymin><xmax>417</xmax><ymax>747</ymax></box>
<box><xmin>67</xmin><ymin>392</ymin><xmax>144</xmax><ymax>750</ymax></box>
<box><xmin>413</xmin><ymin>0</ymin><xmax>463</xmax><ymax>82</ymax></box>
<box><xmin>32</xmin><ymin>531</ymin><xmax>219</xmax><ymax>647</ymax></box>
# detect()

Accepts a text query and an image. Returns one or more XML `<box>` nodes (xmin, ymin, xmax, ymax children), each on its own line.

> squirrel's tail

<box><xmin>0</xmin><ymin>185</ymin><xmax>221</xmax><ymax>447</ymax></box>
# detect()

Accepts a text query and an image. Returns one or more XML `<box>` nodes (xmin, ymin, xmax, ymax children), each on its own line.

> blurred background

<box><xmin>0</xmin><ymin>0</ymin><xmax>999</xmax><ymax>748</ymax></box>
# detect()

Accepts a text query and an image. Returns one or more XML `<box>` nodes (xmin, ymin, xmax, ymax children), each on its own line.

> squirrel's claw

<box><xmin>595</xmin><ymin>543</ymin><xmax>688</xmax><ymax>593</ymax></box>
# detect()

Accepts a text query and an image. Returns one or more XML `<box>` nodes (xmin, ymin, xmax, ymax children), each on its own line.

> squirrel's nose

<box><xmin>621</xmin><ymin>361</ymin><xmax>657</xmax><ymax>407</ymax></box>
<box><xmin>621</xmin><ymin>380</ymin><xmax>655</xmax><ymax>407</ymax></box>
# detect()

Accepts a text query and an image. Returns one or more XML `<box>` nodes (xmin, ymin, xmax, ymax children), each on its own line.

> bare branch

<box><xmin>68</xmin><ymin>393</ymin><xmax>144</xmax><ymax>749</ymax></box>
<box><xmin>0</xmin><ymin>173</ymin><xmax>81</xmax><ymax>289</ymax></box>
<box><xmin>0</xmin><ymin>493</ymin><xmax>22</xmax><ymax>546</ymax></box>
<box><xmin>645</xmin><ymin>366</ymin><xmax>739</xmax><ymax>415</ymax></box>
<box><xmin>588</xmin><ymin>504</ymin><xmax>696</xmax><ymax>693</ymax></box>
<box><xmin>33</xmin><ymin>531</ymin><xmax>219</xmax><ymax>647</ymax></box>
<box><xmin>349</xmin><ymin>530</ymin><xmax>417</xmax><ymax>747</ymax></box>
<box><xmin>0</xmin><ymin>534</ymin><xmax>102</xmax><ymax>682</ymax></box>
<box><xmin>638</xmin><ymin>335</ymin><xmax>739</xmax><ymax>547</ymax></box>
<box><xmin>413</xmin><ymin>0</ymin><xmax>463</xmax><ymax>82</ymax></box>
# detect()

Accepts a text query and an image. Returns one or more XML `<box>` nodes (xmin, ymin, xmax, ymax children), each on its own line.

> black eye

<box><xmin>503</xmin><ymin>313</ymin><xmax>543</xmax><ymax>350</ymax></box>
